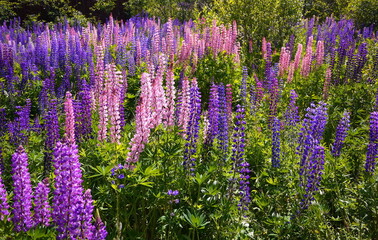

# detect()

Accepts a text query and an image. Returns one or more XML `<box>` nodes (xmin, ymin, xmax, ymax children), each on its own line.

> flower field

<box><xmin>0</xmin><ymin>16</ymin><xmax>378</xmax><ymax>239</ymax></box>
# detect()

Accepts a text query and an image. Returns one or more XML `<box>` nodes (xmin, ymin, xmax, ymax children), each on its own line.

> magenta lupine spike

<box><xmin>294</xmin><ymin>43</ymin><xmax>303</xmax><ymax>70</ymax></box>
<box><xmin>178</xmin><ymin>77</ymin><xmax>191</xmax><ymax>134</ymax></box>
<box><xmin>226</xmin><ymin>84</ymin><xmax>233</xmax><ymax>123</ymax></box>
<box><xmin>11</xmin><ymin>145</ymin><xmax>33</xmax><ymax>232</ymax></box>
<box><xmin>164</xmin><ymin>66</ymin><xmax>176</xmax><ymax>127</ymax></box>
<box><xmin>33</xmin><ymin>178</ymin><xmax>51</xmax><ymax>227</ymax></box>
<box><xmin>316</xmin><ymin>40</ymin><xmax>324</xmax><ymax>66</ymax></box>
<box><xmin>323</xmin><ymin>68</ymin><xmax>332</xmax><ymax>100</ymax></box>
<box><xmin>0</xmin><ymin>169</ymin><xmax>10</xmax><ymax>221</ymax></box>
<box><xmin>126</xmin><ymin>73</ymin><xmax>152</xmax><ymax>163</ymax></box>
<box><xmin>64</xmin><ymin>92</ymin><xmax>76</xmax><ymax>145</ymax></box>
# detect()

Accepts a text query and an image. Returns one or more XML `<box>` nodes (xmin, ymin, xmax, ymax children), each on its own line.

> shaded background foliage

<box><xmin>0</xmin><ymin>0</ymin><xmax>376</xmax><ymax>48</ymax></box>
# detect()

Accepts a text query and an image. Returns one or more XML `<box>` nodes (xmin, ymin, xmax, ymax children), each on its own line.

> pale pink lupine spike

<box><xmin>316</xmin><ymin>40</ymin><xmax>324</xmax><ymax>66</ymax></box>
<box><xmin>323</xmin><ymin>68</ymin><xmax>332</xmax><ymax>100</ymax></box>
<box><xmin>126</xmin><ymin>72</ymin><xmax>153</xmax><ymax>163</ymax></box>
<box><xmin>178</xmin><ymin>77</ymin><xmax>191</xmax><ymax>134</ymax></box>
<box><xmin>287</xmin><ymin>62</ymin><xmax>295</xmax><ymax>83</ymax></box>
<box><xmin>294</xmin><ymin>43</ymin><xmax>303</xmax><ymax>70</ymax></box>
<box><xmin>164</xmin><ymin>67</ymin><xmax>176</xmax><ymax>127</ymax></box>
<box><xmin>262</xmin><ymin>37</ymin><xmax>267</xmax><ymax>60</ymax></box>
<box><xmin>150</xmin><ymin>54</ymin><xmax>168</xmax><ymax>128</ymax></box>
<box><xmin>64</xmin><ymin>92</ymin><xmax>76</xmax><ymax>145</ymax></box>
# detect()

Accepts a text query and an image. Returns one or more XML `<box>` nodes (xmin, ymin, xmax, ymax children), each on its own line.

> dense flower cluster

<box><xmin>365</xmin><ymin>112</ymin><xmax>378</xmax><ymax>173</ymax></box>
<box><xmin>332</xmin><ymin>112</ymin><xmax>350</xmax><ymax>158</ymax></box>
<box><xmin>297</xmin><ymin>102</ymin><xmax>328</xmax><ymax>210</ymax></box>
<box><xmin>204</xmin><ymin>83</ymin><xmax>219</xmax><ymax>147</ymax></box>
<box><xmin>0</xmin><ymin>169</ymin><xmax>10</xmax><ymax>220</ymax></box>
<box><xmin>217</xmin><ymin>84</ymin><xmax>229</xmax><ymax>161</ymax></box>
<box><xmin>272</xmin><ymin>117</ymin><xmax>281</xmax><ymax>168</ymax></box>
<box><xmin>183</xmin><ymin>79</ymin><xmax>201</xmax><ymax>173</ymax></box>
<box><xmin>11</xmin><ymin>146</ymin><xmax>33</xmax><ymax>232</ymax></box>
<box><xmin>33</xmin><ymin>178</ymin><xmax>51</xmax><ymax>227</ymax></box>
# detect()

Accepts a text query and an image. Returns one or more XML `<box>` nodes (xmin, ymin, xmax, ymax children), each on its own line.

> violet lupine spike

<box><xmin>77</xmin><ymin>83</ymin><xmax>92</xmax><ymax>139</ymax></box>
<box><xmin>93</xmin><ymin>211</ymin><xmax>107</xmax><ymax>240</ymax></box>
<box><xmin>52</xmin><ymin>141</ymin><xmax>85</xmax><ymax>240</ymax></box>
<box><xmin>9</xmin><ymin>99</ymin><xmax>31</xmax><ymax>146</ymax></box>
<box><xmin>0</xmin><ymin>108</ymin><xmax>6</xmax><ymax>138</ymax></box>
<box><xmin>365</xmin><ymin>112</ymin><xmax>378</xmax><ymax>173</ymax></box>
<box><xmin>11</xmin><ymin>145</ymin><xmax>33</xmax><ymax>232</ymax></box>
<box><xmin>205</xmin><ymin>83</ymin><xmax>219</xmax><ymax>147</ymax></box>
<box><xmin>240</xmin><ymin>67</ymin><xmax>248</xmax><ymax>106</ymax></box>
<box><xmin>296</xmin><ymin>102</ymin><xmax>328</xmax><ymax>210</ymax></box>
<box><xmin>0</xmin><ymin>169</ymin><xmax>10</xmax><ymax>221</ymax></box>
<box><xmin>80</xmin><ymin>189</ymin><xmax>95</xmax><ymax>240</ymax></box>
<box><xmin>285</xmin><ymin>90</ymin><xmax>300</xmax><ymax>127</ymax></box>
<box><xmin>300</xmin><ymin>145</ymin><xmax>325</xmax><ymax>210</ymax></box>
<box><xmin>272</xmin><ymin>117</ymin><xmax>281</xmax><ymax>168</ymax></box>
<box><xmin>217</xmin><ymin>84</ymin><xmax>229</xmax><ymax>161</ymax></box>
<box><xmin>183</xmin><ymin>79</ymin><xmax>201</xmax><ymax>173</ymax></box>
<box><xmin>226</xmin><ymin>84</ymin><xmax>233</xmax><ymax>123</ymax></box>
<box><xmin>332</xmin><ymin>112</ymin><xmax>350</xmax><ymax>158</ymax></box>
<box><xmin>33</xmin><ymin>178</ymin><xmax>51</xmax><ymax>227</ymax></box>
<box><xmin>64</xmin><ymin>92</ymin><xmax>76</xmax><ymax>145</ymax></box>
<box><xmin>230</xmin><ymin>105</ymin><xmax>247</xmax><ymax>208</ymax></box>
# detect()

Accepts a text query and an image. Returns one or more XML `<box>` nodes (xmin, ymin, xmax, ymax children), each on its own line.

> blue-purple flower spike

<box><xmin>11</xmin><ymin>145</ymin><xmax>34</xmax><ymax>232</ymax></box>
<box><xmin>183</xmin><ymin>80</ymin><xmax>201</xmax><ymax>173</ymax></box>
<box><xmin>272</xmin><ymin>117</ymin><xmax>281</xmax><ymax>168</ymax></box>
<box><xmin>365</xmin><ymin>112</ymin><xmax>378</xmax><ymax>173</ymax></box>
<box><xmin>332</xmin><ymin>111</ymin><xmax>350</xmax><ymax>158</ymax></box>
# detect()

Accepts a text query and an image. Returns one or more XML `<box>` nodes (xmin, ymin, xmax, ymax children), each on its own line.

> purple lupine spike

<box><xmin>332</xmin><ymin>112</ymin><xmax>350</xmax><ymax>158</ymax></box>
<box><xmin>0</xmin><ymin>108</ymin><xmax>6</xmax><ymax>137</ymax></box>
<box><xmin>11</xmin><ymin>145</ymin><xmax>33</xmax><ymax>232</ymax></box>
<box><xmin>183</xmin><ymin>79</ymin><xmax>201</xmax><ymax>173</ymax></box>
<box><xmin>80</xmin><ymin>189</ymin><xmax>95</xmax><ymax>240</ymax></box>
<box><xmin>33</xmin><ymin>178</ymin><xmax>51</xmax><ymax>227</ymax></box>
<box><xmin>8</xmin><ymin>99</ymin><xmax>31</xmax><ymax>146</ymax></box>
<box><xmin>93</xmin><ymin>211</ymin><xmax>107</xmax><ymax>240</ymax></box>
<box><xmin>52</xmin><ymin>141</ymin><xmax>85</xmax><ymax>239</ymax></box>
<box><xmin>300</xmin><ymin>145</ymin><xmax>325</xmax><ymax>210</ymax></box>
<box><xmin>237</xmin><ymin>107</ymin><xmax>251</xmax><ymax>211</ymax></box>
<box><xmin>217</xmin><ymin>83</ymin><xmax>229</xmax><ymax>161</ymax></box>
<box><xmin>77</xmin><ymin>83</ymin><xmax>92</xmax><ymax>140</ymax></box>
<box><xmin>271</xmin><ymin>117</ymin><xmax>281</xmax><ymax>168</ymax></box>
<box><xmin>365</xmin><ymin>112</ymin><xmax>378</xmax><ymax>173</ymax></box>
<box><xmin>285</xmin><ymin>90</ymin><xmax>300</xmax><ymax>127</ymax></box>
<box><xmin>297</xmin><ymin>102</ymin><xmax>328</xmax><ymax>210</ymax></box>
<box><xmin>230</xmin><ymin>105</ymin><xmax>249</xmax><ymax>212</ymax></box>
<box><xmin>0</xmin><ymin>169</ymin><xmax>10</xmax><ymax>220</ymax></box>
<box><xmin>205</xmin><ymin>83</ymin><xmax>219</xmax><ymax>147</ymax></box>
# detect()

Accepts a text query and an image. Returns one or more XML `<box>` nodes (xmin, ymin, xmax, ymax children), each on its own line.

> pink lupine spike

<box><xmin>64</xmin><ymin>92</ymin><xmax>76</xmax><ymax>145</ymax></box>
